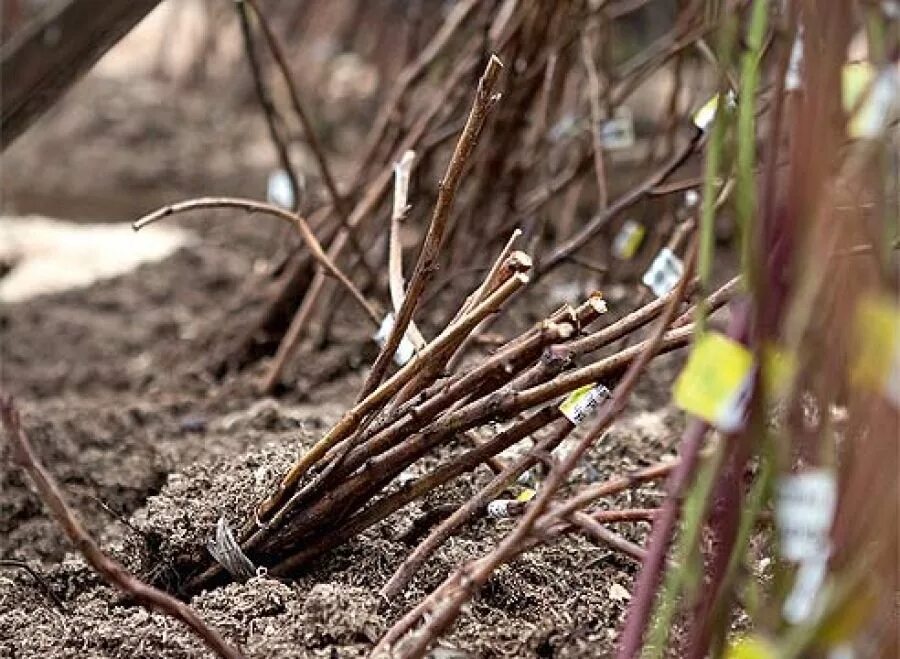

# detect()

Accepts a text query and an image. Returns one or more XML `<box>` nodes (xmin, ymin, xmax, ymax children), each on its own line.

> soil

<box><xmin>0</xmin><ymin>34</ymin><xmax>694</xmax><ymax>659</ymax></box>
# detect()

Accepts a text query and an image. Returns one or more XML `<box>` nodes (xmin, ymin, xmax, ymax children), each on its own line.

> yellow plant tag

<box><xmin>692</xmin><ymin>91</ymin><xmax>736</xmax><ymax>131</ymax></box>
<box><xmin>673</xmin><ymin>333</ymin><xmax>755</xmax><ymax>432</ymax></box>
<box><xmin>762</xmin><ymin>343</ymin><xmax>797</xmax><ymax>398</ymax></box>
<box><xmin>725</xmin><ymin>636</ymin><xmax>777</xmax><ymax>659</ymax></box>
<box><xmin>843</xmin><ymin>62</ymin><xmax>875</xmax><ymax>138</ymax></box>
<box><xmin>516</xmin><ymin>488</ymin><xmax>536</xmax><ymax>503</ymax></box>
<box><xmin>842</xmin><ymin>62</ymin><xmax>874</xmax><ymax>112</ymax></box>
<box><xmin>843</xmin><ymin>62</ymin><xmax>899</xmax><ymax>139</ymax></box>
<box><xmin>612</xmin><ymin>220</ymin><xmax>646</xmax><ymax>260</ymax></box>
<box><xmin>852</xmin><ymin>295</ymin><xmax>900</xmax><ymax>406</ymax></box>
<box><xmin>559</xmin><ymin>383</ymin><xmax>611</xmax><ymax>425</ymax></box>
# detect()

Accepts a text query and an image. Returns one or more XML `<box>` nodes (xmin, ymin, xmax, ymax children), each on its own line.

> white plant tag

<box><xmin>642</xmin><ymin>247</ymin><xmax>684</xmax><ymax>298</ymax></box>
<box><xmin>600</xmin><ymin>107</ymin><xmax>635</xmax><ymax>150</ymax></box>
<box><xmin>785</xmin><ymin>27</ymin><xmax>804</xmax><ymax>91</ymax></box>
<box><xmin>559</xmin><ymin>383</ymin><xmax>612</xmax><ymax>425</ymax></box>
<box><xmin>487</xmin><ymin>499</ymin><xmax>519</xmax><ymax>518</ymax></box>
<box><xmin>266</xmin><ymin>169</ymin><xmax>295</xmax><ymax>209</ymax></box>
<box><xmin>684</xmin><ymin>189</ymin><xmax>700</xmax><ymax>208</ymax></box>
<box><xmin>373</xmin><ymin>313</ymin><xmax>417</xmax><ymax>366</ymax></box>
<box><xmin>776</xmin><ymin>470</ymin><xmax>837</xmax><ymax>562</ymax></box>
<box><xmin>517</xmin><ymin>467</ymin><xmax>539</xmax><ymax>487</ymax></box>
<box><xmin>549</xmin><ymin>114</ymin><xmax>579</xmax><ymax>142</ymax></box>
<box><xmin>783</xmin><ymin>553</ymin><xmax>829</xmax><ymax>623</ymax></box>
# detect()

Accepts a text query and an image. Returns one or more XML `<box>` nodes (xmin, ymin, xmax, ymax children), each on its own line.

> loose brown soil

<box><xmin>1</xmin><ymin>47</ymin><xmax>691</xmax><ymax>659</ymax></box>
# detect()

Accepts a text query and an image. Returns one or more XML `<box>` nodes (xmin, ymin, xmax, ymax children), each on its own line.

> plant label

<box><xmin>374</xmin><ymin>313</ymin><xmax>417</xmax><ymax>366</ymax></box>
<box><xmin>673</xmin><ymin>332</ymin><xmax>755</xmax><ymax>432</ymax></box>
<box><xmin>613</xmin><ymin>220</ymin><xmax>646</xmax><ymax>260</ymax></box>
<box><xmin>852</xmin><ymin>295</ymin><xmax>900</xmax><ymax>408</ymax></box>
<box><xmin>559</xmin><ymin>383</ymin><xmax>611</xmax><ymax>425</ymax></box>
<box><xmin>642</xmin><ymin>247</ymin><xmax>684</xmax><ymax>298</ymax></box>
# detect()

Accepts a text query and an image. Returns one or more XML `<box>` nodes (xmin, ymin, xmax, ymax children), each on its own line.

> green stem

<box><xmin>736</xmin><ymin>0</ymin><xmax>769</xmax><ymax>286</ymax></box>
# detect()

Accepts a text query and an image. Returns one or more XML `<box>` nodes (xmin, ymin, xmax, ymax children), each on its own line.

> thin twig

<box><xmin>539</xmin><ymin>132</ymin><xmax>702</xmax><ymax>277</ymax></box>
<box><xmin>389</xmin><ymin>149</ymin><xmax>427</xmax><ymax>350</ymax></box>
<box><xmin>133</xmin><ymin>197</ymin><xmax>380</xmax><ymax>325</ymax></box>
<box><xmin>259</xmin><ymin>50</ymin><xmax>482</xmax><ymax>394</ymax></box>
<box><xmin>581</xmin><ymin>22</ymin><xmax>610</xmax><ymax>209</ymax></box>
<box><xmin>234</xmin><ymin>0</ymin><xmax>300</xmax><ymax>212</ymax></box>
<box><xmin>242</xmin><ymin>0</ymin><xmax>373</xmax><ymax>275</ymax></box>
<box><xmin>0</xmin><ymin>559</ymin><xmax>66</xmax><ymax>611</ymax></box>
<box><xmin>357</xmin><ymin>55</ymin><xmax>504</xmax><ymax>401</ymax></box>
<box><xmin>380</xmin><ymin>239</ymin><xmax>699</xmax><ymax>658</ymax></box>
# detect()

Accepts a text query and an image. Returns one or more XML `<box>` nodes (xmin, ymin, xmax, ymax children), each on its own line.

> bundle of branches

<box><xmin>166</xmin><ymin>54</ymin><xmax>741</xmax><ymax>592</ymax></box>
<box><xmin>134</xmin><ymin>0</ymin><xmax>722</xmax><ymax>386</ymax></box>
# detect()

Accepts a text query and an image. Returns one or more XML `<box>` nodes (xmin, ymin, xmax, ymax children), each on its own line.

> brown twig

<box><xmin>357</xmin><ymin>55</ymin><xmax>504</xmax><ymax>401</ymax></box>
<box><xmin>133</xmin><ymin>196</ymin><xmax>380</xmax><ymax>326</ymax></box>
<box><xmin>242</xmin><ymin>0</ymin><xmax>373</xmax><ymax>275</ymax></box>
<box><xmin>0</xmin><ymin>396</ymin><xmax>245</xmax><ymax>659</ymax></box>
<box><xmin>254</xmin><ymin>270</ymin><xmax>528</xmax><ymax>525</ymax></box>
<box><xmin>0</xmin><ymin>559</ymin><xmax>66</xmax><ymax>611</ymax></box>
<box><xmin>581</xmin><ymin>21</ymin><xmax>610</xmax><ymax>210</ymax></box>
<box><xmin>539</xmin><ymin>132</ymin><xmax>702</xmax><ymax>277</ymax></box>
<box><xmin>234</xmin><ymin>0</ymin><xmax>300</xmax><ymax>212</ymax></box>
<box><xmin>388</xmin><ymin>149</ymin><xmax>427</xmax><ymax>351</ymax></box>
<box><xmin>259</xmin><ymin>49</ymin><xmax>483</xmax><ymax>394</ymax></box>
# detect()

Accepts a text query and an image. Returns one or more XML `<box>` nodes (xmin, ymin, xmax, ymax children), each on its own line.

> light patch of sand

<box><xmin>0</xmin><ymin>216</ymin><xmax>191</xmax><ymax>302</ymax></box>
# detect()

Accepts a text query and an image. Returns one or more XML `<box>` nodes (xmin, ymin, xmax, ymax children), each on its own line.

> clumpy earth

<box><xmin>0</xmin><ymin>207</ymin><xmax>687</xmax><ymax>657</ymax></box>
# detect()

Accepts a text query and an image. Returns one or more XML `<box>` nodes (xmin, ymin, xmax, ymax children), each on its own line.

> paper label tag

<box><xmin>516</xmin><ymin>487</ymin><xmax>536</xmax><ymax>503</ymax></box>
<box><xmin>692</xmin><ymin>91</ymin><xmax>736</xmax><ymax>131</ymax></box>
<box><xmin>778</xmin><ymin>470</ymin><xmax>834</xmax><ymax>623</ymax></box>
<box><xmin>852</xmin><ymin>296</ymin><xmax>900</xmax><ymax>407</ymax></box>
<box><xmin>373</xmin><ymin>313</ymin><xmax>417</xmax><ymax>366</ymax></box>
<box><xmin>549</xmin><ymin>114</ymin><xmax>579</xmax><ymax>142</ymax></box>
<box><xmin>642</xmin><ymin>247</ymin><xmax>684</xmax><ymax>298</ymax></box>
<box><xmin>684</xmin><ymin>189</ymin><xmax>700</xmax><ymax>208</ymax></box>
<box><xmin>600</xmin><ymin>107</ymin><xmax>635</xmax><ymax>150</ymax></box>
<box><xmin>843</xmin><ymin>62</ymin><xmax>899</xmax><ymax>139</ymax></box>
<box><xmin>783</xmin><ymin>554</ymin><xmax>829</xmax><ymax>623</ymax></box>
<box><xmin>612</xmin><ymin>220</ymin><xmax>646</xmax><ymax>260</ymax></box>
<box><xmin>266</xmin><ymin>169</ymin><xmax>296</xmax><ymax>209</ymax></box>
<box><xmin>517</xmin><ymin>467</ymin><xmax>539</xmax><ymax>488</ymax></box>
<box><xmin>487</xmin><ymin>499</ymin><xmax>522</xmax><ymax>518</ymax></box>
<box><xmin>776</xmin><ymin>469</ymin><xmax>837</xmax><ymax>562</ymax></box>
<box><xmin>785</xmin><ymin>27</ymin><xmax>804</xmax><ymax>91</ymax></box>
<box><xmin>673</xmin><ymin>333</ymin><xmax>755</xmax><ymax>432</ymax></box>
<box><xmin>559</xmin><ymin>383</ymin><xmax>611</xmax><ymax>425</ymax></box>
